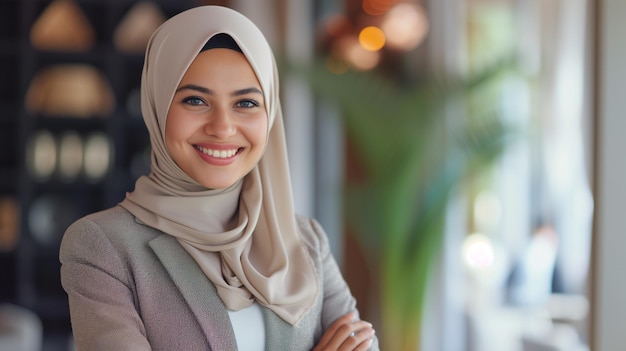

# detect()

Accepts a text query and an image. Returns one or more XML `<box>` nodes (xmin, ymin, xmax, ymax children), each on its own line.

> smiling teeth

<box><xmin>197</xmin><ymin>146</ymin><xmax>238</xmax><ymax>158</ymax></box>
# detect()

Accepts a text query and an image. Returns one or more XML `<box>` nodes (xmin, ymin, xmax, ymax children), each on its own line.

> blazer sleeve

<box><xmin>59</xmin><ymin>217</ymin><xmax>151</xmax><ymax>351</ymax></box>
<box><xmin>302</xmin><ymin>217</ymin><xmax>380</xmax><ymax>351</ymax></box>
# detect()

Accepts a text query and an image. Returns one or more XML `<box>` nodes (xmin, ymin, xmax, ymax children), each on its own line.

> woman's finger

<box><xmin>337</xmin><ymin>323</ymin><xmax>375</xmax><ymax>351</ymax></box>
<box><xmin>314</xmin><ymin>313</ymin><xmax>375</xmax><ymax>351</ymax></box>
<box><xmin>314</xmin><ymin>313</ymin><xmax>356</xmax><ymax>350</ymax></box>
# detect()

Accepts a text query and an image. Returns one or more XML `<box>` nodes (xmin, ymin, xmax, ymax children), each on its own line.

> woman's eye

<box><xmin>236</xmin><ymin>99</ymin><xmax>259</xmax><ymax>108</ymax></box>
<box><xmin>182</xmin><ymin>96</ymin><xmax>205</xmax><ymax>106</ymax></box>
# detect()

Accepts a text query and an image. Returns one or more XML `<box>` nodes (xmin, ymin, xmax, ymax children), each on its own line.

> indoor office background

<box><xmin>0</xmin><ymin>0</ymin><xmax>624</xmax><ymax>350</ymax></box>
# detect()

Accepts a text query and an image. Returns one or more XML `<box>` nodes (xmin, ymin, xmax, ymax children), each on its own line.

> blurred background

<box><xmin>0</xmin><ymin>0</ymin><xmax>624</xmax><ymax>350</ymax></box>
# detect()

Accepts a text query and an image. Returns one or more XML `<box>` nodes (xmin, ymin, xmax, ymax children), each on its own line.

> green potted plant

<box><xmin>297</xmin><ymin>58</ymin><xmax>516</xmax><ymax>350</ymax></box>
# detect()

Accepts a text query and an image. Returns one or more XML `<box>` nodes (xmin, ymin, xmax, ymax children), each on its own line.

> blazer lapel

<box><xmin>148</xmin><ymin>234</ymin><xmax>237</xmax><ymax>350</ymax></box>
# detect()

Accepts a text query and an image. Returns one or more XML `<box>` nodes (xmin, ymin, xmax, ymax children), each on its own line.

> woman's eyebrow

<box><xmin>176</xmin><ymin>84</ymin><xmax>212</xmax><ymax>94</ymax></box>
<box><xmin>231</xmin><ymin>87</ymin><xmax>263</xmax><ymax>97</ymax></box>
<box><xmin>175</xmin><ymin>85</ymin><xmax>262</xmax><ymax>97</ymax></box>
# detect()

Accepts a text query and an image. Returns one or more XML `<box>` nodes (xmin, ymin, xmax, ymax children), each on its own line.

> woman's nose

<box><xmin>204</xmin><ymin>108</ymin><xmax>236</xmax><ymax>138</ymax></box>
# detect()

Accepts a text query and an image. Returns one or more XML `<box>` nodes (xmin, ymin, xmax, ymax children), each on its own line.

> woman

<box><xmin>60</xmin><ymin>5</ymin><xmax>378</xmax><ymax>351</ymax></box>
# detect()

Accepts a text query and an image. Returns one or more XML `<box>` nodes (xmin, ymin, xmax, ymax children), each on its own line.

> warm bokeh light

<box><xmin>358</xmin><ymin>26</ymin><xmax>386</xmax><ymax>51</ymax></box>
<box><xmin>381</xmin><ymin>2</ymin><xmax>429</xmax><ymax>51</ymax></box>
<box><xmin>339</xmin><ymin>36</ymin><xmax>380</xmax><ymax>70</ymax></box>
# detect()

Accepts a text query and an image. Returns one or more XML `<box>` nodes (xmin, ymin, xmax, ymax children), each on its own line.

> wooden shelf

<box><xmin>0</xmin><ymin>0</ymin><xmax>201</xmax><ymax>345</ymax></box>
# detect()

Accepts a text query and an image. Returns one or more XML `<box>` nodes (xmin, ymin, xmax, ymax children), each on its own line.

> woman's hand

<box><xmin>313</xmin><ymin>313</ymin><xmax>375</xmax><ymax>351</ymax></box>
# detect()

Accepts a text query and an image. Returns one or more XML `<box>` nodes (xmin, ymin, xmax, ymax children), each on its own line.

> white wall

<box><xmin>594</xmin><ymin>0</ymin><xmax>626</xmax><ymax>349</ymax></box>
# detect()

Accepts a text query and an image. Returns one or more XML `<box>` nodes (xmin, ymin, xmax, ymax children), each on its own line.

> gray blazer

<box><xmin>60</xmin><ymin>206</ymin><xmax>379</xmax><ymax>351</ymax></box>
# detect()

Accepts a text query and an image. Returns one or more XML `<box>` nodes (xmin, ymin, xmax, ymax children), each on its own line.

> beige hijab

<box><xmin>119</xmin><ymin>5</ymin><xmax>319</xmax><ymax>326</ymax></box>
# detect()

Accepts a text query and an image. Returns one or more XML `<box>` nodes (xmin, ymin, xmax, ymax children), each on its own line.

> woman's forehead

<box><xmin>179</xmin><ymin>49</ymin><xmax>263</xmax><ymax>91</ymax></box>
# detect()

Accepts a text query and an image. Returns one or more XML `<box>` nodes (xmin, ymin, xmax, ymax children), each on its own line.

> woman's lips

<box><xmin>193</xmin><ymin>144</ymin><xmax>242</xmax><ymax>164</ymax></box>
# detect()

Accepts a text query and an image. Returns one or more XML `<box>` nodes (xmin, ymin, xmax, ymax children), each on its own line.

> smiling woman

<box><xmin>59</xmin><ymin>5</ymin><xmax>378</xmax><ymax>351</ymax></box>
<box><xmin>165</xmin><ymin>42</ymin><xmax>268</xmax><ymax>190</ymax></box>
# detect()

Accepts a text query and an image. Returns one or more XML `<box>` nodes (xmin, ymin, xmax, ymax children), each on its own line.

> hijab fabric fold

<box><xmin>119</xmin><ymin>5</ymin><xmax>319</xmax><ymax>325</ymax></box>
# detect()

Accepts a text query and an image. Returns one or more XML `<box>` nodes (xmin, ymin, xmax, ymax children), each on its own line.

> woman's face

<box><xmin>165</xmin><ymin>48</ymin><xmax>268</xmax><ymax>189</ymax></box>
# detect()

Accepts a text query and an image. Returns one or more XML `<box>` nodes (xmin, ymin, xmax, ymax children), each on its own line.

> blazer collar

<box><xmin>148</xmin><ymin>234</ymin><xmax>299</xmax><ymax>350</ymax></box>
<box><xmin>149</xmin><ymin>234</ymin><xmax>236</xmax><ymax>350</ymax></box>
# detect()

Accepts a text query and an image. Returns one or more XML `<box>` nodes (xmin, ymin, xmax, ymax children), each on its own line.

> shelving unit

<box><xmin>0</xmin><ymin>0</ymin><xmax>21</xmax><ymax>308</ymax></box>
<box><xmin>0</xmin><ymin>1</ymin><xmax>201</xmax><ymax>349</ymax></box>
